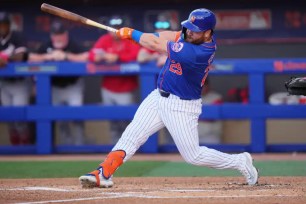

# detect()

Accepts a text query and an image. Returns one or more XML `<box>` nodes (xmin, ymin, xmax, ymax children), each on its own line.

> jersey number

<box><xmin>169</xmin><ymin>63</ymin><xmax>182</xmax><ymax>75</ymax></box>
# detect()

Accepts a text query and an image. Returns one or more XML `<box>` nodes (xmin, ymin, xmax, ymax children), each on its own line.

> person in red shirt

<box><xmin>88</xmin><ymin>15</ymin><xmax>140</xmax><ymax>143</ymax></box>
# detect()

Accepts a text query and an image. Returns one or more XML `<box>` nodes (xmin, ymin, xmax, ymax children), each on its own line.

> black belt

<box><xmin>159</xmin><ymin>89</ymin><xmax>191</xmax><ymax>100</ymax></box>
<box><xmin>159</xmin><ymin>89</ymin><xmax>171</xmax><ymax>98</ymax></box>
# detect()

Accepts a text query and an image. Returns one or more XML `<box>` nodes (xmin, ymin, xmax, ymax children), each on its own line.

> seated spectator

<box><xmin>88</xmin><ymin>15</ymin><xmax>140</xmax><ymax>144</ymax></box>
<box><xmin>0</xmin><ymin>11</ymin><xmax>33</xmax><ymax>145</ymax></box>
<box><xmin>29</xmin><ymin>20</ymin><xmax>88</xmax><ymax>145</ymax></box>
<box><xmin>199</xmin><ymin>78</ymin><xmax>223</xmax><ymax>144</ymax></box>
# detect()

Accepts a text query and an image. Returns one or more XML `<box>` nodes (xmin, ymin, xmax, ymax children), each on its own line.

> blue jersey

<box><xmin>157</xmin><ymin>36</ymin><xmax>216</xmax><ymax>100</ymax></box>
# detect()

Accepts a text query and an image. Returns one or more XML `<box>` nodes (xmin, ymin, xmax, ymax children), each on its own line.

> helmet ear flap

<box><xmin>181</xmin><ymin>27</ymin><xmax>187</xmax><ymax>40</ymax></box>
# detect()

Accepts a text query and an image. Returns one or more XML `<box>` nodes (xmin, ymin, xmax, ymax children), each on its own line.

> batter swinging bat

<box><xmin>40</xmin><ymin>3</ymin><xmax>118</xmax><ymax>33</ymax></box>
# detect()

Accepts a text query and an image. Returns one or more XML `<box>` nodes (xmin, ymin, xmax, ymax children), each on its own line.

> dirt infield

<box><xmin>0</xmin><ymin>153</ymin><xmax>306</xmax><ymax>204</ymax></box>
<box><xmin>0</xmin><ymin>177</ymin><xmax>305</xmax><ymax>204</ymax></box>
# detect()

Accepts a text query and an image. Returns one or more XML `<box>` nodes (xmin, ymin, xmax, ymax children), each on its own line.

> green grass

<box><xmin>0</xmin><ymin>160</ymin><xmax>305</xmax><ymax>179</ymax></box>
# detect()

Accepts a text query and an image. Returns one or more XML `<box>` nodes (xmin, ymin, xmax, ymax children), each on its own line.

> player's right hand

<box><xmin>116</xmin><ymin>27</ymin><xmax>134</xmax><ymax>39</ymax></box>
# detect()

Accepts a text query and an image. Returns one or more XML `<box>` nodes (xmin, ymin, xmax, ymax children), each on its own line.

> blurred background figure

<box><xmin>269</xmin><ymin>92</ymin><xmax>300</xmax><ymax>105</ymax></box>
<box><xmin>88</xmin><ymin>15</ymin><xmax>140</xmax><ymax>144</ymax></box>
<box><xmin>137</xmin><ymin>17</ymin><xmax>170</xmax><ymax>67</ymax></box>
<box><xmin>199</xmin><ymin>78</ymin><xmax>223</xmax><ymax>144</ymax></box>
<box><xmin>226</xmin><ymin>86</ymin><xmax>249</xmax><ymax>104</ymax></box>
<box><xmin>29</xmin><ymin>20</ymin><xmax>88</xmax><ymax>145</ymax></box>
<box><xmin>0</xmin><ymin>11</ymin><xmax>33</xmax><ymax>145</ymax></box>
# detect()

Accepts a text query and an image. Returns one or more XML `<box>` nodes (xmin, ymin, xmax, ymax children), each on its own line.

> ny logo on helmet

<box><xmin>190</xmin><ymin>16</ymin><xmax>196</xmax><ymax>22</ymax></box>
<box><xmin>190</xmin><ymin>15</ymin><xmax>207</xmax><ymax>23</ymax></box>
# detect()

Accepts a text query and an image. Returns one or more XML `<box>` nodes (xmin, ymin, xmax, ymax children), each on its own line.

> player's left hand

<box><xmin>116</xmin><ymin>27</ymin><xmax>134</xmax><ymax>39</ymax></box>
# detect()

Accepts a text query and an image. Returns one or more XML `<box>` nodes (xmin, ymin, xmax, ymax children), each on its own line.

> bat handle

<box><xmin>86</xmin><ymin>19</ymin><xmax>118</xmax><ymax>33</ymax></box>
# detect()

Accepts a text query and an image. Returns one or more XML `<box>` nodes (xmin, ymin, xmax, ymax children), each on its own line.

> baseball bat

<box><xmin>40</xmin><ymin>3</ymin><xmax>118</xmax><ymax>33</ymax></box>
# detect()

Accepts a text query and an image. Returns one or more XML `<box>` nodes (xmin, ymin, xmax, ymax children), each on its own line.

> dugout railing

<box><xmin>0</xmin><ymin>59</ymin><xmax>306</xmax><ymax>154</ymax></box>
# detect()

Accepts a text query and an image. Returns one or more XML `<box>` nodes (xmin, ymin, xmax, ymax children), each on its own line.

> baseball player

<box><xmin>79</xmin><ymin>8</ymin><xmax>259</xmax><ymax>188</ymax></box>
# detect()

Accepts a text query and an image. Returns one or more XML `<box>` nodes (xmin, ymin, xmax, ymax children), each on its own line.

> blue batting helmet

<box><xmin>181</xmin><ymin>8</ymin><xmax>216</xmax><ymax>32</ymax></box>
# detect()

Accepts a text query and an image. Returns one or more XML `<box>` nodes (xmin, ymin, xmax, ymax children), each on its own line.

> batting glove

<box><xmin>116</xmin><ymin>27</ymin><xmax>134</xmax><ymax>39</ymax></box>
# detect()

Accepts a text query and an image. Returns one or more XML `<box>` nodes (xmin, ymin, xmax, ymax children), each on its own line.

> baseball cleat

<box><xmin>79</xmin><ymin>166</ymin><xmax>113</xmax><ymax>188</ymax></box>
<box><xmin>239</xmin><ymin>152</ymin><xmax>259</xmax><ymax>185</ymax></box>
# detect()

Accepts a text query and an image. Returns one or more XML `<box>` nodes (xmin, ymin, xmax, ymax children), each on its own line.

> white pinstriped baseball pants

<box><xmin>113</xmin><ymin>89</ymin><xmax>242</xmax><ymax>170</ymax></box>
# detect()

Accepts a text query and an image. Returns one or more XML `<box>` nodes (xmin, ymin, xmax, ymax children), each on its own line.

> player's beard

<box><xmin>185</xmin><ymin>33</ymin><xmax>205</xmax><ymax>45</ymax></box>
<box><xmin>185</xmin><ymin>36</ymin><xmax>204</xmax><ymax>45</ymax></box>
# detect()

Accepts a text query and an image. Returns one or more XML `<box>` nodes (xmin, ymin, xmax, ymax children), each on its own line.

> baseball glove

<box><xmin>285</xmin><ymin>77</ymin><xmax>306</xmax><ymax>96</ymax></box>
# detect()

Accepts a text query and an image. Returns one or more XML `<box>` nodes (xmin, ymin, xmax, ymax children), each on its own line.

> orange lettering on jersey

<box><xmin>201</xmin><ymin>65</ymin><xmax>211</xmax><ymax>86</ymax></box>
<box><xmin>169</xmin><ymin>62</ymin><xmax>182</xmax><ymax>75</ymax></box>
